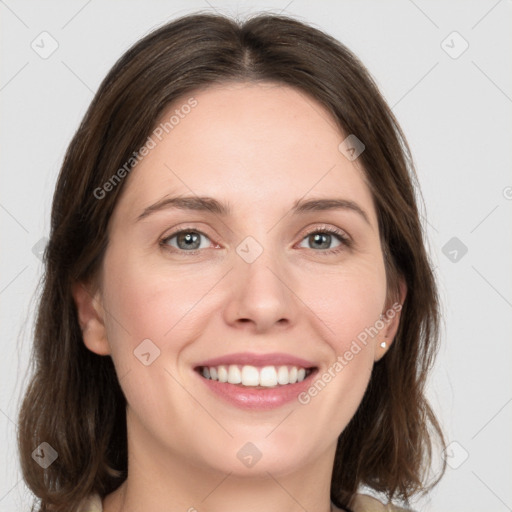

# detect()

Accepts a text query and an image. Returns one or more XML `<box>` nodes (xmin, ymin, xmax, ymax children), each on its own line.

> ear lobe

<box><xmin>375</xmin><ymin>277</ymin><xmax>407</xmax><ymax>361</ymax></box>
<box><xmin>71</xmin><ymin>281</ymin><xmax>111</xmax><ymax>356</ymax></box>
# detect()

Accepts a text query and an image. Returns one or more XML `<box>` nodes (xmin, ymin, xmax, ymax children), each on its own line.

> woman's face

<box><xmin>80</xmin><ymin>82</ymin><xmax>401</xmax><ymax>477</ymax></box>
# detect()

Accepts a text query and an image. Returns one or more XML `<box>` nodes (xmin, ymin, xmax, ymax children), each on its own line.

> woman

<box><xmin>17</xmin><ymin>12</ymin><xmax>445</xmax><ymax>512</ymax></box>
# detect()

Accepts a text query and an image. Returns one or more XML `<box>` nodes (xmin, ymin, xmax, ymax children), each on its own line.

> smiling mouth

<box><xmin>195</xmin><ymin>364</ymin><xmax>316</xmax><ymax>388</ymax></box>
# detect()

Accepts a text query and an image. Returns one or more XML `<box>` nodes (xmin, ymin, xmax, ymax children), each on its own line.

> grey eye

<box><xmin>164</xmin><ymin>231</ymin><xmax>211</xmax><ymax>251</ymax></box>
<box><xmin>299</xmin><ymin>232</ymin><xmax>343</xmax><ymax>250</ymax></box>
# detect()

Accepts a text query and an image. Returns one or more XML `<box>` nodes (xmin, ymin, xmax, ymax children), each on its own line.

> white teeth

<box><xmin>227</xmin><ymin>364</ymin><xmax>242</xmax><ymax>384</ymax></box>
<box><xmin>217</xmin><ymin>365</ymin><xmax>228</xmax><ymax>383</ymax></box>
<box><xmin>201</xmin><ymin>364</ymin><xmax>311</xmax><ymax>387</ymax></box>
<box><xmin>277</xmin><ymin>365</ymin><xmax>289</xmax><ymax>385</ymax></box>
<box><xmin>241</xmin><ymin>365</ymin><xmax>260</xmax><ymax>386</ymax></box>
<box><xmin>260</xmin><ymin>366</ymin><xmax>278</xmax><ymax>387</ymax></box>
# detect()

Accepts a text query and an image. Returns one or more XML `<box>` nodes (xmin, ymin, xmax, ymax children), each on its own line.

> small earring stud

<box><xmin>380</xmin><ymin>341</ymin><xmax>386</xmax><ymax>349</ymax></box>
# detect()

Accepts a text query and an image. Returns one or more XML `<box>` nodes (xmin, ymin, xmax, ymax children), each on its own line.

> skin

<box><xmin>73</xmin><ymin>82</ymin><xmax>406</xmax><ymax>512</ymax></box>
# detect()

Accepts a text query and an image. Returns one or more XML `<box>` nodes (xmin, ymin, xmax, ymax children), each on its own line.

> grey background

<box><xmin>1</xmin><ymin>0</ymin><xmax>511</xmax><ymax>510</ymax></box>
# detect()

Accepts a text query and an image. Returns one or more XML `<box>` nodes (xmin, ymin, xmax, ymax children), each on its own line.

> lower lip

<box><xmin>196</xmin><ymin>370</ymin><xmax>317</xmax><ymax>410</ymax></box>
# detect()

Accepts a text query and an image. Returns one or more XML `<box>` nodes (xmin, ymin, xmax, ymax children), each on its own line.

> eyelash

<box><xmin>160</xmin><ymin>225</ymin><xmax>351</xmax><ymax>256</ymax></box>
<box><xmin>301</xmin><ymin>226</ymin><xmax>352</xmax><ymax>254</ymax></box>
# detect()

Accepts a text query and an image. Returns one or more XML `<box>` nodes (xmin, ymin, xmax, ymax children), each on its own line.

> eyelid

<box><xmin>296</xmin><ymin>224</ymin><xmax>352</xmax><ymax>252</ymax></box>
<box><xmin>160</xmin><ymin>223</ymin><xmax>352</xmax><ymax>254</ymax></box>
<box><xmin>300</xmin><ymin>223</ymin><xmax>350</xmax><ymax>238</ymax></box>
<box><xmin>159</xmin><ymin>225</ymin><xmax>217</xmax><ymax>251</ymax></box>
<box><xmin>299</xmin><ymin>224</ymin><xmax>352</xmax><ymax>244</ymax></box>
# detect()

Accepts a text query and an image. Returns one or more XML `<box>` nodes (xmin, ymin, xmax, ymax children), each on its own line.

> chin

<box><xmin>194</xmin><ymin>434</ymin><xmax>316</xmax><ymax>477</ymax></box>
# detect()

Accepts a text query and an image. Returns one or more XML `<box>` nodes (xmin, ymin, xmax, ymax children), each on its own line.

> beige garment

<box><xmin>77</xmin><ymin>493</ymin><xmax>102</xmax><ymax>512</ymax></box>
<box><xmin>349</xmin><ymin>493</ymin><xmax>412</xmax><ymax>511</ymax></box>
<box><xmin>77</xmin><ymin>492</ymin><xmax>412</xmax><ymax>512</ymax></box>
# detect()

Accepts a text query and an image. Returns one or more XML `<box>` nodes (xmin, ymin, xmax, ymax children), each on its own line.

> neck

<box><xmin>103</xmin><ymin>411</ymin><xmax>338</xmax><ymax>512</ymax></box>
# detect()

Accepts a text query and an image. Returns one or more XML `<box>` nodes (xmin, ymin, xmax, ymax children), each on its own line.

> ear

<box><xmin>374</xmin><ymin>277</ymin><xmax>407</xmax><ymax>361</ymax></box>
<box><xmin>72</xmin><ymin>281</ymin><xmax>111</xmax><ymax>356</ymax></box>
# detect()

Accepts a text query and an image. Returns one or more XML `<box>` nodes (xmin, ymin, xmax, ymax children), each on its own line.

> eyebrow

<box><xmin>136</xmin><ymin>195</ymin><xmax>371</xmax><ymax>225</ymax></box>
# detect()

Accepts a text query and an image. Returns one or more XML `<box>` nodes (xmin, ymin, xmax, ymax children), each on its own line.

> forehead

<box><xmin>113</xmin><ymin>82</ymin><xmax>377</xmax><ymax>226</ymax></box>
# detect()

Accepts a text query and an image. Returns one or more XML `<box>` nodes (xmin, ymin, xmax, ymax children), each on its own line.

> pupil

<box><xmin>312</xmin><ymin>233</ymin><xmax>330</xmax><ymax>249</ymax></box>
<box><xmin>179</xmin><ymin>232</ymin><xmax>199</xmax><ymax>249</ymax></box>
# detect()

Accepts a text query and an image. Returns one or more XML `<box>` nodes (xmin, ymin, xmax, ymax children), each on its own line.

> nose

<box><xmin>223</xmin><ymin>247</ymin><xmax>299</xmax><ymax>334</ymax></box>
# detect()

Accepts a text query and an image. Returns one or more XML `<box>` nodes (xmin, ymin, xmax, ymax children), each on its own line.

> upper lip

<box><xmin>194</xmin><ymin>352</ymin><xmax>317</xmax><ymax>369</ymax></box>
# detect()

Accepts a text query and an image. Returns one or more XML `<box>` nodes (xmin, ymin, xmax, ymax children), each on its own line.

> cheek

<box><xmin>301</xmin><ymin>259</ymin><xmax>387</xmax><ymax>352</ymax></box>
<box><xmin>99</xmin><ymin>248</ymin><xmax>228</xmax><ymax>402</ymax></box>
<box><xmin>294</xmin><ymin>266</ymin><xmax>386</xmax><ymax>435</ymax></box>
<box><xmin>99</xmin><ymin>252</ymin><xmax>206</xmax><ymax>432</ymax></box>
<box><xmin>101</xmin><ymin>250</ymin><xmax>207</xmax><ymax>346</ymax></box>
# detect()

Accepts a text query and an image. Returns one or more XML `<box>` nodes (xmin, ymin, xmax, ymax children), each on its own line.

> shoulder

<box><xmin>76</xmin><ymin>493</ymin><xmax>103</xmax><ymax>512</ymax></box>
<box><xmin>345</xmin><ymin>493</ymin><xmax>414</xmax><ymax>512</ymax></box>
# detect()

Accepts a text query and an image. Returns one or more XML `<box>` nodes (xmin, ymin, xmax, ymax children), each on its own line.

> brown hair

<box><xmin>17</xmin><ymin>11</ymin><xmax>445</xmax><ymax>511</ymax></box>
